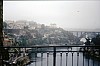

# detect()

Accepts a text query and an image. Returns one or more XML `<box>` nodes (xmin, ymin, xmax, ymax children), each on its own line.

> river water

<box><xmin>27</xmin><ymin>47</ymin><xmax>100</xmax><ymax>66</ymax></box>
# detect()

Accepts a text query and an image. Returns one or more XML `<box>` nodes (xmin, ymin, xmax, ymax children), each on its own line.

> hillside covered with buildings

<box><xmin>3</xmin><ymin>20</ymin><xmax>80</xmax><ymax>47</ymax></box>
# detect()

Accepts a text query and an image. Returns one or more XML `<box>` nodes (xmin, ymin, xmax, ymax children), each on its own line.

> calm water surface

<box><xmin>27</xmin><ymin>47</ymin><xmax>100</xmax><ymax>66</ymax></box>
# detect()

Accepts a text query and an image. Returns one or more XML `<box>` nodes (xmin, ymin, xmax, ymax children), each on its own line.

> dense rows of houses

<box><xmin>4</xmin><ymin>20</ymin><xmax>57</xmax><ymax>30</ymax></box>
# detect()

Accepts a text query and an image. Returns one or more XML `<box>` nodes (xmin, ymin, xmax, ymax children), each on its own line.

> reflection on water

<box><xmin>27</xmin><ymin>48</ymin><xmax>100</xmax><ymax>66</ymax></box>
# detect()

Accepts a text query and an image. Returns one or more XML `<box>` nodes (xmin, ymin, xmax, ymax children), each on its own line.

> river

<box><xmin>27</xmin><ymin>47</ymin><xmax>100</xmax><ymax>66</ymax></box>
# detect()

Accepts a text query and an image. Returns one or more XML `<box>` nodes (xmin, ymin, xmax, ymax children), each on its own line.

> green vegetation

<box><xmin>82</xmin><ymin>34</ymin><xmax>100</xmax><ymax>60</ymax></box>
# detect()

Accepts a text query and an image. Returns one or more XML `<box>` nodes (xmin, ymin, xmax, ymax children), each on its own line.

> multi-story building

<box><xmin>28</xmin><ymin>21</ymin><xmax>37</xmax><ymax>29</ymax></box>
<box><xmin>50</xmin><ymin>23</ymin><xmax>57</xmax><ymax>28</ymax></box>
<box><xmin>36</xmin><ymin>23</ymin><xmax>42</xmax><ymax>29</ymax></box>
<box><xmin>3</xmin><ymin>31</ymin><xmax>14</xmax><ymax>47</ymax></box>
<box><xmin>4</xmin><ymin>20</ymin><xmax>27</xmax><ymax>29</ymax></box>
<box><xmin>4</xmin><ymin>20</ymin><xmax>15</xmax><ymax>29</ymax></box>
<box><xmin>15</xmin><ymin>21</ymin><xmax>27</xmax><ymax>29</ymax></box>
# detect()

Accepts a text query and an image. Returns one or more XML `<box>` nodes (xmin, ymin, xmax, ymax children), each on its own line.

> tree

<box><xmin>24</xmin><ymin>26</ymin><xmax>29</xmax><ymax>29</ymax></box>
<box><xmin>91</xmin><ymin>34</ymin><xmax>100</xmax><ymax>55</ymax></box>
<box><xmin>19</xmin><ymin>35</ymin><xmax>27</xmax><ymax>46</ymax></box>
<box><xmin>85</xmin><ymin>37</ymin><xmax>91</xmax><ymax>45</ymax></box>
<box><xmin>91</xmin><ymin>34</ymin><xmax>100</xmax><ymax>45</ymax></box>
<box><xmin>41</xmin><ymin>24</ymin><xmax>45</xmax><ymax>29</ymax></box>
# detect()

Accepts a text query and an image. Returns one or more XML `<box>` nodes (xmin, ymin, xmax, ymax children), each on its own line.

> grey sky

<box><xmin>3</xmin><ymin>1</ymin><xmax>100</xmax><ymax>29</ymax></box>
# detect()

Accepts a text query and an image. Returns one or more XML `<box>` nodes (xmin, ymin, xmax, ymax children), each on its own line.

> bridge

<box><xmin>67</xmin><ymin>30</ymin><xmax>100</xmax><ymax>39</ymax></box>
<box><xmin>3</xmin><ymin>29</ymin><xmax>100</xmax><ymax>43</ymax></box>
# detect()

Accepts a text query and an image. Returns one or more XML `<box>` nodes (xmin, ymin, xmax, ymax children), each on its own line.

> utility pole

<box><xmin>0</xmin><ymin>1</ymin><xmax>3</xmax><ymax>65</ymax></box>
<box><xmin>0</xmin><ymin>1</ymin><xmax>9</xmax><ymax>66</ymax></box>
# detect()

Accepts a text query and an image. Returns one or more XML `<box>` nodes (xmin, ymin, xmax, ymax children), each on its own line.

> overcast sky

<box><xmin>3</xmin><ymin>1</ymin><xmax>100</xmax><ymax>29</ymax></box>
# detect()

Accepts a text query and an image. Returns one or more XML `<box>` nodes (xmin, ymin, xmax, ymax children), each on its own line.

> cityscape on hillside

<box><xmin>3</xmin><ymin>20</ymin><xmax>58</xmax><ymax>29</ymax></box>
<box><xmin>1</xmin><ymin>1</ymin><xmax>100</xmax><ymax>66</ymax></box>
<box><xmin>2</xmin><ymin>19</ymin><xmax>100</xmax><ymax>66</ymax></box>
<box><xmin>3</xmin><ymin>20</ymin><xmax>82</xmax><ymax>47</ymax></box>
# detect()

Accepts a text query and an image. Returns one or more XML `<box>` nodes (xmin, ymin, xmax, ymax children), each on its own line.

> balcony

<box><xmin>0</xmin><ymin>45</ymin><xmax>100</xmax><ymax>66</ymax></box>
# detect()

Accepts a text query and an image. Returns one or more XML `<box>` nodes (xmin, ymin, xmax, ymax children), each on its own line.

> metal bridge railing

<box><xmin>0</xmin><ymin>45</ymin><xmax>100</xmax><ymax>66</ymax></box>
